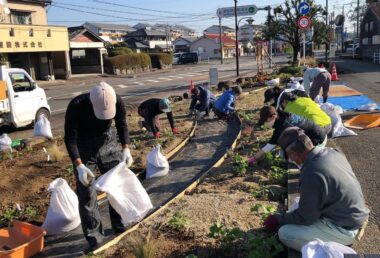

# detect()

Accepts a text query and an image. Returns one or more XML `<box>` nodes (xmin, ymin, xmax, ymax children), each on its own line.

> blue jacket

<box><xmin>214</xmin><ymin>90</ymin><xmax>235</xmax><ymax>114</ymax></box>
<box><xmin>190</xmin><ymin>86</ymin><xmax>215</xmax><ymax>111</ymax></box>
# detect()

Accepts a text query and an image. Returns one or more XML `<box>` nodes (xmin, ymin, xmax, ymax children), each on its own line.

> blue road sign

<box><xmin>298</xmin><ymin>2</ymin><xmax>310</xmax><ymax>15</ymax></box>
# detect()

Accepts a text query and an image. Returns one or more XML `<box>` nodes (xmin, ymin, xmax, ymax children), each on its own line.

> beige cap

<box><xmin>90</xmin><ymin>82</ymin><xmax>116</xmax><ymax>120</ymax></box>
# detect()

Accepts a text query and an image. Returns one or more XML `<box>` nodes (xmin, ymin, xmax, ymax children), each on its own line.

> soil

<box><xmin>0</xmin><ymin>97</ymin><xmax>194</xmax><ymax>227</ymax></box>
<box><xmin>99</xmin><ymin>88</ymin><xmax>289</xmax><ymax>258</ymax></box>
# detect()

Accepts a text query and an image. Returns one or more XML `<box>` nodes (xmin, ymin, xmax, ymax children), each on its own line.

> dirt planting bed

<box><xmin>99</xmin><ymin>89</ymin><xmax>290</xmax><ymax>258</ymax></box>
<box><xmin>0</xmin><ymin>97</ymin><xmax>194</xmax><ymax>228</ymax></box>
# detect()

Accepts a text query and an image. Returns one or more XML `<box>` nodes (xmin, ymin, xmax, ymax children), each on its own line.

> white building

<box><xmin>84</xmin><ymin>22</ymin><xmax>135</xmax><ymax>43</ymax></box>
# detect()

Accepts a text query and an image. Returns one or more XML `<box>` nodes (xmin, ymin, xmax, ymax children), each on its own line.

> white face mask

<box><xmin>264</xmin><ymin>119</ymin><xmax>275</xmax><ymax>129</ymax></box>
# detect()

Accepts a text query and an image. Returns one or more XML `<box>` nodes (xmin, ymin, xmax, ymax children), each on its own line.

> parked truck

<box><xmin>0</xmin><ymin>65</ymin><xmax>50</xmax><ymax>128</ymax></box>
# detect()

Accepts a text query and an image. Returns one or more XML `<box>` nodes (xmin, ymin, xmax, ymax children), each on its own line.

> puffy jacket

<box><xmin>214</xmin><ymin>90</ymin><xmax>235</xmax><ymax>114</ymax></box>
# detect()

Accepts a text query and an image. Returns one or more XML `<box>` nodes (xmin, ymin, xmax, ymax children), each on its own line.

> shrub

<box><xmin>232</xmin><ymin>153</ymin><xmax>248</xmax><ymax>176</ymax></box>
<box><xmin>300</xmin><ymin>56</ymin><xmax>317</xmax><ymax>67</ymax></box>
<box><xmin>47</xmin><ymin>143</ymin><xmax>65</xmax><ymax>162</ymax></box>
<box><xmin>105</xmin><ymin>53</ymin><xmax>151</xmax><ymax>71</ymax></box>
<box><xmin>149</xmin><ymin>53</ymin><xmax>173</xmax><ymax>67</ymax></box>
<box><xmin>278</xmin><ymin>73</ymin><xmax>293</xmax><ymax>83</ymax></box>
<box><xmin>217</xmin><ymin>81</ymin><xmax>233</xmax><ymax>91</ymax></box>
<box><xmin>278</xmin><ymin>66</ymin><xmax>302</xmax><ymax>75</ymax></box>
<box><xmin>168</xmin><ymin>212</ymin><xmax>191</xmax><ymax>231</ymax></box>
<box><xmin>109</xmin><ymin>47</ymin><xmax>133</xmax><ymax>57</ymax></box>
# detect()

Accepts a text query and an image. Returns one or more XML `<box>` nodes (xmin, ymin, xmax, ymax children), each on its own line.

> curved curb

<box><xmin>93</xmin><ymin>86</ymin><xmax>269</xmax><ymax>255</ymax></box>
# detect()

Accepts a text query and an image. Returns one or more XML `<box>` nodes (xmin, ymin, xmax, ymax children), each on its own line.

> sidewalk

<box><xmin>329</xmin><ymin>58</ymin><xmax>380</xmax><ymax>254</ymax></box>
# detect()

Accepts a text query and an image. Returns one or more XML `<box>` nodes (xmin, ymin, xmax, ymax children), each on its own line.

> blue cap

<box><xmin>159</xmin><ymin>98</ymin><xmax>171</xmax><ymax>113</ymax></box>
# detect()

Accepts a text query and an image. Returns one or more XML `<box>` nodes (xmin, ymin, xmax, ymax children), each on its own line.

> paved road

<box><xmin>2</xmin><ymin>56</ymin><xmax>288</xmax><ymax>139</ymax></box>
<box><xmin>330</xmin><ymin>57</ymin><xmax>380</xmax><ymax>254</ymax></box>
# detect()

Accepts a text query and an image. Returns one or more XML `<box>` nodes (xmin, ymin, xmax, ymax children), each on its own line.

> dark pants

<box><xmin>195</xmin><ymin>101</ymin><xmax>214</xmax><ymax>116</ymax></box>
<box><xmin>213</xmin><ymin>107</ymin><xmax>233</xmax><ymax>120</ymax></box>
<box><xmin>309</xmin><ymin>72</ymin><xmax>331</xmax><ymax>101</ymax></box>
<box><xmin>75</xmin><ymin>130</ymin><xmax>123</xmax><ymax>246</ymax></box>
<box><xmin>138</xmin><ymin>107</ymin><xmax>161</xmax><ymax>132</ymax></box>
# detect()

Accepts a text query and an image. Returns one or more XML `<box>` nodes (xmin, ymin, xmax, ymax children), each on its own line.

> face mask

<box><xmin>264</xmin><ymin>119</ymin><xmax>275</xmax><ymax>129</ymax></box>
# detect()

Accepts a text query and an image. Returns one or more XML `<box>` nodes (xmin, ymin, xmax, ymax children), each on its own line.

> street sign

<box><xmin>209</xmin><ymin>68</ymin><xmax>219</xmax><ymax>85</ymax></box>
<box><xmin>217</xmin><ymin>5</ymin><xmax>258</xmax><ymax>18</ymax></box>
<box><xmin>297</xmin><ymin>2</ymin><xmax>310</xmax><ymax>15</ymax></box>
<box><xmin>297</xmin><ymin>16</ymin><xmax>311</xmax><ymax>30</ymax></box>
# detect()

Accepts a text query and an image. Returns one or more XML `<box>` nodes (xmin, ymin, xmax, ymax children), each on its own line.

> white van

<box><xmin>0</xmin><ymin>65</ymin><xmax>50</xmax><ymax>128</ymax></box>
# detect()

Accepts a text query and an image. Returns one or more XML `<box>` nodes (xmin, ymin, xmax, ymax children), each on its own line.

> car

<box><xmin>346</xmin><ymin>43</ymin><xmax>359</xmax><ymax>53</ymax></box>
<box><xmin>177</xmin><ymin>52</ymin><xmax>198</xmax><ymax>64</ymax></box>
<box><xmin>172</xmin><ymin>52</ymin><xmax>183</xmax><ymax>65</ymax></box>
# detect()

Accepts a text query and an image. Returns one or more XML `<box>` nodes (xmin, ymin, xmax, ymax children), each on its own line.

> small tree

<box><xmin>264</xmin><ymin>0</ymin><xmax>326</xmax><ymax>64</ymax></box>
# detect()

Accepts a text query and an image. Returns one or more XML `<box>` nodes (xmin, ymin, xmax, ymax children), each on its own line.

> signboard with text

<box><xmin>217</xmin><ymin>5</ymin><xmax>258</xmax><ymax>18</ymax></box>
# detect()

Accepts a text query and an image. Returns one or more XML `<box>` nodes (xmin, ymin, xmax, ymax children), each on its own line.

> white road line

<box><xmin>72</xmin><ymin>91</ymin><xmax>82</xmax><ymax>96</ymax></box>
<box><xmin>145</xmin><ymin>80</ymin><xmax>160</xmax><ymax>83</ymax></box>
<box><xmin>117</xmin><ymin>84</ymin><xmax>128</xmax><ymax>88</ymax></box>
<box><xmin>167</xmin><ymin>75</ymin><xmax>184</xmax><ymax>79</ymax></box>
<box><xmin>51</xmin><ymin>108</ymin><xmax>66</xmax><ymax>114</ymax></box>
<box><xmin>158</xmin><ymin>77</ymin><xmax>173</xmax><ymax>81</ymax></box>
<box><xmin>133</xmin><ymin>82</ymin><xmax>145</xmax><ymax>85</ymax></box>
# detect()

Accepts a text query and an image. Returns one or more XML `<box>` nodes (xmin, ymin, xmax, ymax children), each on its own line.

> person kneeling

<box><xmin>213</xmin><ymin>86</ymin><xmax>242</xmax><ymax>120</ymax></box>
<box><xmin>263</xmin><ymin>127</ymin><xmax>369</xmax><ymax>251</ymax></box>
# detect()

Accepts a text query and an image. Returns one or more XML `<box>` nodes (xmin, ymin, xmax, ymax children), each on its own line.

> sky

<box><xmin>47</xmin><ymin>0</ymin><xmax>358</xmax><ymax>34</ymax></box>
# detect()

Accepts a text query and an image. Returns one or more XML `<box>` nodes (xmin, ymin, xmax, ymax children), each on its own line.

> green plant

<box><xmin>247</xmin><ymin>234</ymin><xmax>284</xmax><ymax>258</ymax></box>
<box><xmin>149</xmin><ymin>53</ymin><xmax>173</xmax><ymax>66</ymax></box>
<box><xmin>278</xmin><ymin>66</ymin><xmax>302</xmax><ymax>75</ymax></box>
<box><xmin>251</xmin><ymin>186</ymin><xmax>269</xmax><ymax>198</ymax></box>
<box><xmin>208</xmin><ymin>223</ymin><xmax>244</xmax><ymax>247</ymax></box>
<box><xmin>231</xmin><ymin>153</ymin><xmax>248</xmax><ymax>176</ymax></box>
<box><xmin>47</xmin><ymin>143</ymin><xmax>65</xmax><ymax>162</ymax></box>
<box><xmin>64</xmin><ymin>164</ymin><xmax>74</xmax><ymax>177</ymax></box>
<box><xmin>168</xmin><ymin>212</ymin><xmax>191</xmax><ymax>231</ymax></box>
<box><xmin>277</xmin><ymin>73</ymin><xmax>293</xmax><ymax>83</ymax></box>
<box><xmin>263</xmin><ymin>152</ymin><xmax>283</xmax><ymax>167</ymax></box>
<box><xmin>131</xmin><ymin>138</ymin><xmax>142</xmax><ymax>150</ymax></box>
<box><xmin>250</xmin><ymin>203</ymin><xmax>277</xmax><ymax>220</ymax></box>
<box><xmin>130</xmin><ymin>231</ymin><xmax>159</xmax><ymax>258</ymax></box>
<box><xmin>23</xmin><ymin>206</ymin><xmax>38</xmax><ymax>219</ymax></box>
<box><xmin>162</xmin><ymin>128</ymin><xmax>174</xmax><ymax>141</ymax></box>
<box><xmin>0</xmin><ymin>208</ymin><xmax>18</xmax><ymax>226</ymax></box>
<box><xmin>185</xmin><ymin>255</ymin><xmax>198</xmax><ymax>258</ymax></box>
<box><xmin>268</xmin><ymin>166</ymin><xmax>287</xmax><ymax>184</ymax></box>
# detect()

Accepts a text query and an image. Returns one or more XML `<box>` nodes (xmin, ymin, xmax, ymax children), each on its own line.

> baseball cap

<box><xmin>277</xmin><ymin>127</ymin><xmax>306</xmax><ymax>150</ymax></box>
<box><xmin>257</xmin><ymin>106</ymin><xmax>277</xmax><ymax>127</ymax></box>
<box><xmin>90</xmin><ymin>81</ymin><xmax>117</xmax><ymax>120</ymax></box>
<box><xmin>159</xmin><ymin>98</ymin><xmax>171</xmax><ymax>113</ymax></box>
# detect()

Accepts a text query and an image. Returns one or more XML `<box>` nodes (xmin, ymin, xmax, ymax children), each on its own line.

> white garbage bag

<box><xmin>288</xmin><ymin>81</ymin><xmax>305</xmax><ymax>91</ymax></box>
<box><xmin>0</xmin><ymin>133</ymin><xmax>12</xmax><ymax>152</ymax></box>
<box><xmin>267</xmin><ymin>78</ymin><xmax>280</xmax><ymax>86</ymax></box>
<box><xmin>42</xmin><ymin>178</ymin><xmax>81</xmax><ymax>235</ymax></box>
<box><xmin>94</xmin><ymin>163</ymin><xmax>153</xmax><ymax>226</ymax></box>
<box><xmin>320</xmin><ymin>103</ymin><xmax>357</xmax><ymax>138</ymax></box>
<box><xmin>357</xmin><ymin>103</ymin><xmax>378</xmax><ymax>111</ymax></box>
<box><xmin>146</xmin><ymin>144</ymin><xmax>169</xmax><ymax>179</ymax></box>
<box><xmin>302</xmin><ymin>239</ymin><xmax>356</xmax><ymax>258</ymax></box>
<box><xmin>34</xmin><ymin>115</ymin><xmax>53</xmax><ymax>139</ymax></box>
<box><xmin>288</xmin><ymin>196</ymin><xmax>300</xmax><ymax>212</ymax></box>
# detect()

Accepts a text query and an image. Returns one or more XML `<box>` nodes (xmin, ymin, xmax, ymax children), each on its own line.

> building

<box><xmin>190</xmin><ymin>34</ymin><xmax>242</xmax><ymax>60</ymax></box>
<box><xmin>68</xmin><ymin>26</ymin><xmax>106</xmax><ymax>75</ymax></box>
<box><xmin>203</xmin><ymin>25</ymin><xmax>236</xmax><ymax>38</ymax></box>
<box><xmin>0</xmin><ymin>0</ymin><xmax>70</xmax><ymax>80</ymax></box>
<box><xmin>124</xmin><ymin>38</ymin><xmax>150</xmax><ymax>53</ymax></box>
<box><xmin>173</xmin><ymin>37</ymin><xmax>197</xmax><ymax>53</ymax></box>
<box><xmin>360</xmin><ymin>2</ymin><xmax>380</xmax><ymax>61</ymax></box>
<box><xmin>125</xmin><ymin>28</ymin><xmax>172</xmax><ymax>51</ymax></box>
<box><xmin>84</xmin><ymin>22</ymin><xmax>135</xmax><ymax>44</ymax></box>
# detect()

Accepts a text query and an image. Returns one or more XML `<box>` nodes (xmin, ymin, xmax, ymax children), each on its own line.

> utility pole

<box><xmin>219</xmin><ymin>17</ymin><xmax>223</xmax><ymax>64</ymax></box>
<box><xmin>234</xmin><ymin>0</ymin><xmax>239</xmax><ymax>77</ymax></box>
<box><xmin>356</xmin><ymin>0</ymin><xmax>359</xmax><ymax>40</ymax></box>
<box><xmin>325</xmin><ymin>0</ymin><xmax>328</xmax><ymax>64</ymax></box>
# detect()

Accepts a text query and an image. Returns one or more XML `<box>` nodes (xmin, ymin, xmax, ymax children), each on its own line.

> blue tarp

<box><xmin>327</xmin><ymin>95</ymin><xmax>380</xmax><ymax>111</ymax></box>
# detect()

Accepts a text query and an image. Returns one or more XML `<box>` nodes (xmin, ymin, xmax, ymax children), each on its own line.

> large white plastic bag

<box><xmin>287</xmin><ymin>81</ymin><xmax>305</xmax><ymax>91</ymax></box>
<box><xmin>146</xmin><ymin>144</ymin><xmax>169</xmax><ymax>179</ymax></box>
<box><xmin>267</xmin><ymin>78</ymin><xmax>280</xmax><ymax>86</ymax></box>
<box><xmin>94</xmin><ymin>163</ymin><xmax>153</xmax><ymax>226</ymax></box>
<box><xmin>319</xmin><ymin>103</ymin><xmax>357</xmax><ymax>138</ymax></box>
<box><xmin>0</xmin><ymin>133</ymin><xmax>12</xmax><ymax>152</ymax></box>
<box><xmin>288</xmin><ymin>196</ymin><xmax>300</xmax><ymax>212</ymax></box>
<box><xmin>34</xmin><ymin>115</ymin><xmax>53</xmax><ymax>139</ymax></box>
<box><xmin>302</xmin><ymin>239</ymin><xmax>356</xmax><ymax>258</ymax></box>
<box><xmin>42</xmin><ymin>178</ymin><xmax>81</xmax><ymax>235</ymax></box>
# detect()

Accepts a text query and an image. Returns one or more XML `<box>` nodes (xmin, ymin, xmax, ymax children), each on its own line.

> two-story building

<box><xmin>0</xmin><ymin>0</ymin><xmax>70</xmax><ymax>80</ymax></box>
<box><xmin>203</xmin><ymin>25</ymin><xmax>236</xmax><ymax>38</ymax></box>
<box><xmin>84</xmin><ymin>22</ymin><xmax>135</xmax><ymax>44</ymax></box>
<box><xmin>125</xmin><ymin>28</ymin><xmax>172</xmax><ymax>51</ymax></box>
<box><xmin>360</xmin><ymin>2</ymin><xmax>380</xmax><ymax>61</ymax></box>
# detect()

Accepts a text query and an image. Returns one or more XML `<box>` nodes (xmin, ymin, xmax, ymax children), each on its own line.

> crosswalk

<box><xmin>115</xmin><ymin>72</ymin><xmax>204</xmax><ymax>88</ymax></box>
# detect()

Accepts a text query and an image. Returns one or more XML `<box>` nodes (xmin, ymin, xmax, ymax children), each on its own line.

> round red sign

<box><xmin>298</xmin><ymin>16</ymin><xmax>311</xmax><ymax>29</ymax></box>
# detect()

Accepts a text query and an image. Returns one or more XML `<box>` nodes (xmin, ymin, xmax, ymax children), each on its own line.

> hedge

<box><xmin>149</xmin><ymin>53</ymin><xmax>173</xmax><ymax>66</ymax></box>
<box><xmin>278</xmin><ymin>66</ymin><xmax>302</xmax><ymax>75</ymax></box>
<box><xmin>105</xmin><ymin>53</ymin><xmax>151</xmax><ymax>71</ymax></box>
<box><xmin>108</xmin><ymin>47</ymin><xmax>133</xmax><ymax>57</ymax></box>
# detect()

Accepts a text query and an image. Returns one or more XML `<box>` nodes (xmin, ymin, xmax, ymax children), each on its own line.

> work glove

<box><xmin>172</xmin><ymin>128</ymin><xmax>179</xmax><ymax>134</ymax></box>
<box><xmin>154</xmin><ymin>132</ymin><xmax>161</xmax><ymax>138</ymax></box>
<box><xmin>323</xmin><ymin>96</ymin><xmax>328</xmax><ymax>103</ymax></box>
<box><xmin>248</xmin><ymin>156</ymin><xmax>256</xmax><ymax>166</ymax></box>
<box><xmin>76</xmin><ymin>164</ymin><xmax>95</xmax><ymax>187</ymax></box>
<box><xmin>122</xmin><ymin>148</ymin><xmax>133</xmax><ymax>168</ymax></box>
<box><xmin>263</xmin><ymin>214</ymin><xmax>280</xmax><ymax>232</ymax></box>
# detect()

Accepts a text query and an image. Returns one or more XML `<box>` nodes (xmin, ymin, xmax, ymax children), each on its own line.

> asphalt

<box><xmin>330</xmin><ymin>57</ymin><xmax>380</xmax><ymax>254</ymax></box>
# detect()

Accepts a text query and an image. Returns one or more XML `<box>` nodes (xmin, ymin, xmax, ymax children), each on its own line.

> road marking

<box><xmin>158</xmin><ymin>77</ymin><xmax>173</xmax><ymax>81</ymax></box>
<box><xmin>145</xmin><ymin>80</ymin><xmax>160</xmax><ymax>83</ymax></box>
<box><xmin>117</xmin><ymin>84</ymin><xmax>128</xmax><ymax>88</ymax></box>
<box><xmin>51</xmin><ymin>108</ymin><xmax>66</xmax><ymax>114</ymax></box>
<box><xmin>167</xmin><ymin>75</ymin><xmax>184</xmax><ymax>79</ymax></box>
<box><xmin>133</xmin><ymin>82</ymin><xmax>145</xmax><ymax>85</ymax></box>
<box><xmin>72</xmin><ymin>91</ymin><xmax>82</xmax><ymax>96</ymax></box>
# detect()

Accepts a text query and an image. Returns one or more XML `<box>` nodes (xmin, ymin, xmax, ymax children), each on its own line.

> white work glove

<box><xmin>76</xmin><ymin>164</ymin><xmax>95</xmax><ymax>187</ymax></box>
<box><xmin>122</xmin><ymin>148</ymin><xmax>133</xmax><ymax>168</ymax></box>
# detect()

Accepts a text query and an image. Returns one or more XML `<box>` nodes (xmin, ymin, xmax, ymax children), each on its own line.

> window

<box><xmin>370</xmin><ymin>22</ymin><xmax>374</xmax><ymax>32</ymax></box>
<box><xmin>10</xmin><ymin>11</ymin><xmax>32</xmax><ymax>25</ymax></box>
<box><xmin>47</xmin><ymin>29</ymin><xmax>51</xmax><ymax>37</ymax></box>
<box><xmin>365</xmin><ymin>23</ymin><xmax>369</xmax><ymax>32</ymax></box>
<box><xmin>9</xmin><ymin>28</ymin><xmax>14</xmax><ymax>37</ymax></box>
<box><xmin>9</xmin><ymin>73</ymin><xmax>32</xmax><ymax>92</ymax></box>
<box><xmin>72</xmin><ymin>49</ymin><xmax>86</xmax><ymax>59</ymax></box>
